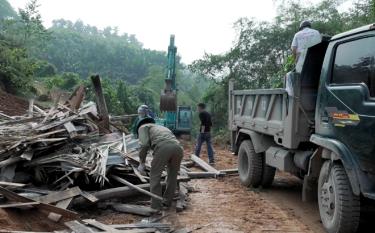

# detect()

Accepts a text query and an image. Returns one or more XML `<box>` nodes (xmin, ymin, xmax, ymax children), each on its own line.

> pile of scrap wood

<box><xmin>0</xmin><ymin>75</ymin><xmax>140</xmax><ymax>188</ymax></box>
<box><xmin>0</xmin><ymin>75</ymin><xmax>192</xmax><ymax>232</ymax></box>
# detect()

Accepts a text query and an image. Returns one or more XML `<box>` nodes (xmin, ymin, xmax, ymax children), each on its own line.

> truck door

<box><xmin>316</xmin><ymin>33</ymin><xmax>375</xmax><ymax>173</ymax></box>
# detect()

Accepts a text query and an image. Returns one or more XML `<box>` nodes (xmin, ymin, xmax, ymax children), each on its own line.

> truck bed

<box><xmin>229</xmin><ymin>76</ymin><xmax>314</xmax><ymax>149</ymax></box>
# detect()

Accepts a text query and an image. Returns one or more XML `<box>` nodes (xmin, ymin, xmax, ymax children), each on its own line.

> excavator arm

<box><xmin>160</xmin><ymin>35</ymin><xmax>177</xmax><ymax>112</ymax></box>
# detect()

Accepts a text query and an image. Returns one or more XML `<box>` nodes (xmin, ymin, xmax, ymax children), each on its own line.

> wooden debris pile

<box><xmin>0</xmin><ymin>75</ymin><xmax>194</xmax><ymax>233</ymax></box>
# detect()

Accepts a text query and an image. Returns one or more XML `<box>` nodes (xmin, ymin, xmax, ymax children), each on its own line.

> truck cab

<box><xmin>229</xmin><ymin>24</ymin><xmax>375</xmax><ymax>233</ymax></box>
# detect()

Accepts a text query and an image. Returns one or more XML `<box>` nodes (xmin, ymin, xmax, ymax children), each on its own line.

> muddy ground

<box><xmin>163</xmin><ymin>141</ymin><xmax>325</xmax><ymax>233</ymax></box>
<box><xmin>0</xmin><ymin>140</ymin><xmax>327</xmax><ymax>233</ymax></box>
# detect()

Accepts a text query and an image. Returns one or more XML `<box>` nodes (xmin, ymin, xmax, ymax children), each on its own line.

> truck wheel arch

<box><xmin>310</xmin><ymin>134</ymin><xmax>361</xmax><ymax>196</ymax></box>
<box><xmin>235</xmin><ymin>129</ymin><xmax>275</xmax><ymax>154</ymax></box>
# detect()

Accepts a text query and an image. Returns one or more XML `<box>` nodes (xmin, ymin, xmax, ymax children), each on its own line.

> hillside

<box><xmin>0</xmin><ymin>0</ymin><xmax>17</xmax><ymax>19</ymax></box>
<box><xmin>0</xmin><ymin>0</ymin><xmax>208</xmax><ymax>116</ymax></box>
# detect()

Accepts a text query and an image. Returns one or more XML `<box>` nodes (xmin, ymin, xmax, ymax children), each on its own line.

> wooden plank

<box><xmin>0</xmin><ymin>231</ymin><xmax>51</xmax><ymax>233</ymax></box>
<box><xmin>48</xmin><ymin>197</ymin><xmax>73</xmax><ymax>222</ymax></box>
<box><xmin>0</xmin><ymin>187</ymin><xmax>78</xmax><ymax>218</ymax></box>
<box><xmin>64</xmin><ymin>122</ymin><xmax>77</xmax><ymax>138</ymax></box>
<box><xmin>190</xmin><ymin>154</ymin><xmax>220</xmax><ymax>174</ymax></box>
<box><xmin>110</xmin><ymin>222</ymin><xmax>171</xmax><ymax>229</ymax></box>
<box><xmin>110</xmin><ymin>175</ymin><xmax>163</xmax><ymax>201</ymax></box>
<box><xmin>65</xmin><ymin>220</ymin><xmax>94</xmax><ymax>233</ymax></box>
<box><xmin>34</xmin><ymin>187</ymin><xmax>81</xmax><ymax>204</ymax></box>
<box><xmin>28</xmin><ymin>99</ymin><xmax>34</xmax><ymax>117</ymax></box>
<box><xmin>72</xmin><ymin>183</ymin><xmax>165</xmax><ymax>206</ymax></box>
<box><xmin>91</xmin><ymin>75</ymin><xmax>111</xmax><ymax>134</ymax></box>
<box><xmin>0</xmin><ymin>181</ymin><xmax>26</xmax><ymax>187</ymax></box>
<box><xmin>67</xmin><ymin>85</ymin><xmax>86</xmax><ymax>111</ymax></box>
<box><xmin>0</xmin><ymin>112</ymin><xmax>14</xmax><ymax>119</ymax></box>
<box><xmin>80</xmin><ymin>191</ymin><xmax>99</xmax><ymax>203</ymax></box>
<box><xmin>83</xmin><ymin>219</ymin><xmax>121</xmax><ymax>232</ymax></box>
<box><xmin>112</xmin><ymin>204</ymin><xmax>158</xmax><ymax>216</ymax></box>
<box><xmin>219</xmin><ymin>168</ymin><xmax>238</xmax><ymax>175</ymax></box>
<box><xmin>187</xmin><ymin>171</ymin><xmax>219</xmax><ymax>179</ymax></box>
<box><xmin>0</xmin><ymin>202</ymin><xmax>39</xmax><ymax>208</ymax></box>
<box><xmin>181</xmin><ymin>160</ymin><xmax>194</xmax><ymax>168</ymax></box>
<box><xmin>33</xmin><ymin>105</ymin><xmax>47</xmax><ymax>116</ymax></box>
<box><xmin>121</xmin><ymin>229</ymin><xmax>157</xmax><ymax>233</ymax></box>
<box><xmin>177</xmin><ymin>175</ymin><xmax>191</xmax><ymax>183</ymax></box>
<box><xmin>131</xmin><ymin>165</ymin><xmax>148</xmax><ymax>183</ymax></box>
<box><xmin>115</xmin><ymin>229</ymin><xmax>157</xmax><ymax>233</ymax></box>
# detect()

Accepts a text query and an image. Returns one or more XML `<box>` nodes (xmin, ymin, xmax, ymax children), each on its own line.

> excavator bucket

<box><xmin>160</xmin><ymin>91</ymin><xmax>177</xmax><ymax>111</ymax></box>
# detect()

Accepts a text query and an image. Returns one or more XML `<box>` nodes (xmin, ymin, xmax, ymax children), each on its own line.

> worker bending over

<box><xmin>137</xmin><ymin>118</ymin><xmax>183</xmax><ymax>210</ymax></box>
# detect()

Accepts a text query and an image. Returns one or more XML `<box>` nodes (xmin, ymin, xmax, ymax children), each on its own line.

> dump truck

<box><xmin>229</xmin><ymin>23</ymin><xmax>375</xmax><ymax>233</ymax></box>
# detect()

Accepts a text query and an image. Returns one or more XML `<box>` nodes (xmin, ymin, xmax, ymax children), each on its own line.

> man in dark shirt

<box><xmin>194</xmin><ymin>103</ymin><xmax>215</xmax><ymax>164</ymax></box>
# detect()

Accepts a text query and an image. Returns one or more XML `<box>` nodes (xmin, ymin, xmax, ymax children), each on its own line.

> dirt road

<box><xmin>168</xmin><ymin>142</ymin><xmax>326</xmax><ymax>233</ymax></box>
<box><xmin>0</xmin><ymin>141</ymin><xmax>327</xmax><ymax>233</ymax></box>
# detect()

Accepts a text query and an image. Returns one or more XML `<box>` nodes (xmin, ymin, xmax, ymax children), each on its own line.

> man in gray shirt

<box><xmin>137</xmin><ymin>118</ymin><xmax>183</xmax><ymax>210</ymax></box>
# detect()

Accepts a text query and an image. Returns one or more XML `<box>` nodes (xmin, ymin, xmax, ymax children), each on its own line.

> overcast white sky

<box><xmin>8</xmin><ymin>0</ymin><xmax>353</xmax><ymax>64</ymax></box>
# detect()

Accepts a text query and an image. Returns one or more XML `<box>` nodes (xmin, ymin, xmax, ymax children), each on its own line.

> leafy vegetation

<box><xmin>190</xmin><ymin>0</ymin><xmax>375</xmax><ymax>133</ymax></box>
<box><xmin>0</xmin><ymin>0</ymin><xmax>207</xmax><ymax>116</ymax></box>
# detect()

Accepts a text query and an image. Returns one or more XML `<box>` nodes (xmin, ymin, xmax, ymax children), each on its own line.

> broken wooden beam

<box><xmin>34</xmin><ymin>186</ymin><xmax>81</xmax><ymax>204</ymax></box>
<box><xmin>0</xmin><ymin>181</ymin><xmax>26</xmax><ymax>188</ymax></box>
<box><xmin>80</xmin><ymin>191</ymin><xmax>99</xmax><ymax>203</ymax></box>
<box><xmin>91</xmin><ymin>75</ymin><xmax>110</xmax><ymax>134</ymax></box>
<box><xmin>190</xmin><ymin>154</ymin><xmax>220</xmax><ymax>175</ymax></box>
<box><xmin>72</xmin><ymin>183</ymin><xmax>166</xmax><ymax>207</ymax></box>
<box><xmin>187</xmin><ymin>171</ymin><xmax>219</xmax><ymax>179</ymax></box>
<box><xmin>111</xmin><ymin>204</ymin><xmax>158</xmax><ymax>216</ymax></box>
<box><xmin>0</xmin><ymin>187</ymin><xmax>78</xmax><ymax>219</ymax></box>
<box><xmin>219</xmin><ymin>168</ymin><xmax>238</xmax><ymax>175</ymax></box>
<box><xmin>0</xmin><ymin>202</ymin><xmax>39</xmax><ymax>208</ymax></box>
<box><xmin>181</xmin><ymin>160</ymin><xmax>194</xmax><ymax>168</ymax></box>
<box><xmin>111</xmin><ymin>175</ymin><xmax>163</xmax><ymax>201</ymax></box>
<box><xmin>65</xmin><ymin>220</ymin><xmax>94</xmax><ymax>233</ymax></box>
<box><xmin>83</xmin><ymin>219</ymin><xmax>121</xmax><ymax>232</ymax></box>
<box><xmin>66</xmin><ymin>85</ymin><xmax>85</xmax><ymax>111</ymax></box>
<box><xmin>110</xmin><ymin>222</ymin><xmax>171</xmax><ymax>230</ymax></box>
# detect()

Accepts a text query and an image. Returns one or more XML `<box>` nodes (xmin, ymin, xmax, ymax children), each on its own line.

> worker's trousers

<box><xmin>150</xmin><ymin>142</ymin><xmax>183</xmax><ymax>210</ymax></box>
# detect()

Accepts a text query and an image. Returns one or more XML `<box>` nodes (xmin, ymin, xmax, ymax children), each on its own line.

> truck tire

<box><xmin>261</xmin><ymin>162</ymin><xmax>276</xmax><ymax>188</ymax></box>
<box><xmin>238</xmin><ymin>140</ymin><xmax>262</xmax><ymax>188</ymax></box>
<box><xmin>318</xmin><ymin>161</ymin><xmax>360</xmax><ymax>233</ymax></box>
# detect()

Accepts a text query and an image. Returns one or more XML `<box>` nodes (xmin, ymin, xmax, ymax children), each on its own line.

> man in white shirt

<box><xmin>291</xmin><ymin>20</ymin><xmax>321</xmax><ymax>62</ymax></box>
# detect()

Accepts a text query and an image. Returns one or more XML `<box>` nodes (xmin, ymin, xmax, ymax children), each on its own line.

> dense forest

<box><xmin>191</xmin><ymin>0</ymin><xmax>375</xmax><ymax>134</ymax></box>
<box><xmin>0</xmin><ymin>0</ymin><xmax>207</xmax><ymax>117</ymax></box>
<box><xmin>1</xmin><ymin>0</ymin><xmax>375</xmax><ymax>136</ymax></box>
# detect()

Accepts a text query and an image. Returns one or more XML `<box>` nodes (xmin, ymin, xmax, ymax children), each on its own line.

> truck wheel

<box><xmin>318</xmin><ymin>161</ymin><xmax>360</xmax><ymax>233</ymax></box>
<box><xmin>261</xmin><ymin>163</ymin><xmax>276</xmax><ymax>188</ymax></box>
<box><xmin>238</xmin><ymin>140</ymin><xmax>262</xmax><ymax>188</ymax></box>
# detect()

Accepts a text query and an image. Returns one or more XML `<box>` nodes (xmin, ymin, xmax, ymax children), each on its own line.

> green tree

<box><xmin>191</xmin><ymin>0</ymin><xmax>375</xmax><ymax>133</ymax></box>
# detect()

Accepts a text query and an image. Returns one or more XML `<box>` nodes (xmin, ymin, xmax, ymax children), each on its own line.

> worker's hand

<box><xmin>137</xmin><ymin>163</ymin><xmax>146</xmax><ymax>176</ymax></box>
